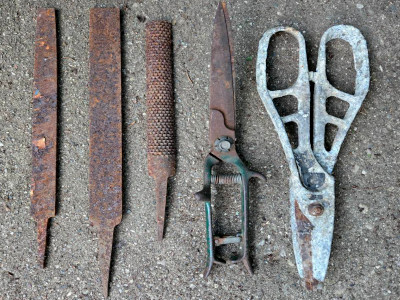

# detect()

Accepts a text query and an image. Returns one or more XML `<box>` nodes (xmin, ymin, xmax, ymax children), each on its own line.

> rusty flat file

<box><xmin>31</xmin><ymin>8</ymin><xmax>57</xmax><ymax>268</ymax></box>
<box><xmin>89</xmin><ymin>8</ymin><xmax>122</xmax><ymax>298</ymax></box>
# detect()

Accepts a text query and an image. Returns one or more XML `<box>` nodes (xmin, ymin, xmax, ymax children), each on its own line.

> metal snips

<box><xmin>256</xmin><ymin>26</ymin><xmax>370</xmax><ymax>289</ymax></box>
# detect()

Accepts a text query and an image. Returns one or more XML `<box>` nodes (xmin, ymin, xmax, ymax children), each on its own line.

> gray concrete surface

<box><xmin>0</xmin><ymin>0</ymin><xmax>399</xmax><ymax>299</ymax></box>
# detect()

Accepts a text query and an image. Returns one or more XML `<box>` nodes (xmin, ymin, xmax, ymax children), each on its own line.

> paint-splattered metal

<box><xmin>89</xmin><ymin>8</ymin><xmax>122</xmax><ymax>298</ymax></box>
<box><xmin>256</xmin><ymin>25</ymin><xmax>369</xmax><ymax>290</ymax></box>
<box><xmin>31</xmin><ymin>8</ymin><xmax>57</xmax><ymax>268</ymax></box>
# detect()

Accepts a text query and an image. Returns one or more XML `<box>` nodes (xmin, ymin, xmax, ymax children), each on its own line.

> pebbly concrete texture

<box><xmin>0</xmin><ymin>0</ymin><xmax>399</xmax><ymax>299</ymax></box>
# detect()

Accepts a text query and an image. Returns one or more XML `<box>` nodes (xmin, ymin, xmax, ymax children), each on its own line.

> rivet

<box><xmin>308</xmin><ymin>203</ymin><xmax>324</xmax><ymax>216</ymax></box>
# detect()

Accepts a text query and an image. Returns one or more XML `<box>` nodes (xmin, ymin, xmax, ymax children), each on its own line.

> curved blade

<box><xmin>209</xmin><ymin>2</ymin><xmax>236</xmax><ymax>145</ymax></box>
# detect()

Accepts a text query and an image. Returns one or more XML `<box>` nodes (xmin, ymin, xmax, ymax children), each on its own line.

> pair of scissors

<box><xmin>256</xmin><ymin>26</ymin><xmax>369</xmax><ymax>289</ymax></box>
<box><xmin>195</xmin><ymin>2</ymin><xmax>264</xmax><ymax>278</ymax></box>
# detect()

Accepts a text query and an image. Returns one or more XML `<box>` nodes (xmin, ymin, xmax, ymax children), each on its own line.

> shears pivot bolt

<box><xmin>214</xmin><ymin>136</ymin><xmax>234</xmax><ymax>152</ymax></box>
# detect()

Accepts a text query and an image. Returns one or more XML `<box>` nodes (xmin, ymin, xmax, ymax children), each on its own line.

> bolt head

<box><xmin>219</xmin><ymin>140</ymin><xmax>231</xmax><ymax>151</ymax></box>
<box><xmin>214</xmin><ymin>136</ymin><xmax>234</xmax><ymax>152</ymax></box>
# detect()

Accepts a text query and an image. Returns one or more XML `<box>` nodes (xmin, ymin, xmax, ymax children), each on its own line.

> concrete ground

<box><xmin>0</xmin><ymin>0</ymin><xmax>399</xmax><ymax>299</ymax></box>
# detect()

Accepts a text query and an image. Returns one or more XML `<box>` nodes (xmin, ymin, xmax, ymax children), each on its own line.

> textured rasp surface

<box><xmin>31</xmin><ymin>8</ymin><xmax>57</xmax><ymax>268</ymax></box>
<box><xmin>146</xmin><ymin>21</ymin><xmax>176</xmax><ymax>240</ymax></box>
<box><xmin>146</xmin><ymin>21</ymin><xmax>176</xmax><ymax>158</ymax></box>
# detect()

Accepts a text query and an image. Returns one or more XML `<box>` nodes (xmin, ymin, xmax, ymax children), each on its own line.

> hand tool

<box><xmin>89</xmin><ymin>8</ymin><xmax>122</xmax><ymax>297</ymax></box>
<box><xmin>31</xmin><ymin>8</ymin><xmax>57</xmax><ymax>268</ymax></box>
<box><xmin>146</xmin><ymin>21</ymin><xmax>176</xmax><ymax>241</ymax></box>
<box><xmin>256</xmin><ymin>26</ymin><xmax>369</xmax><ymax>290</ymax></box>
<box><xmin>195</xmin><ymin>2</ymin><xmax>265</xmax><ymax>278</ymax></box>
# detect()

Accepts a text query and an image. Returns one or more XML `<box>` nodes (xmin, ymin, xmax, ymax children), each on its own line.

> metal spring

<box><xmin>211</xmin><ymin>174</ymin><xmax>242</xmax><ymax>185</ymax></box>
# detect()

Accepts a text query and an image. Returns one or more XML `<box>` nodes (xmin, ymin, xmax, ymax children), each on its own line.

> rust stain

<box><xmin>33</xmin><ymin>137</ymin><xmax>46</xmax><ymax>149</ymax></box>
<box><xmin>146</xmin><ymin>21</ymin><xmax>176</xmax><ymax>241</ymax></box>
<box><xmin>295</xmin><ymin>200</ymin><xmax>320</xmax><ymax>290</ymax></box>
<box><xmin>31</xmin><ymin>8</ymin><xmax>57</xmax><ymax>268</ymax></box>
<box><xmin>93</xmin><ymin>97</ymin><xmax>100</xmax><ymax>105</ymax></box>
<box><xmin>89</xmin><ymin>8</ymin><xmax>122</xmax><ymax>298</ymax></box>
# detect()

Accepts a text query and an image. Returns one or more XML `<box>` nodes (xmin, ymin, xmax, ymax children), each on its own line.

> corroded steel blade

<box><xmin>31</xmin><ymin>8</ymin><xmax>57</xmax><ymax>268</ymax></box>
<box><xmin>209</xmin><ymin>2</ymin><xmax>236</xmax><ymax>145</ymax></box>
<box><xmin>89</xmin><ymin>8</ymin><xmax>122</xmax><ymax>298</ymax></box>
<box><xmin>146</xmin><ymin>21</ymin><xmax>176</xmax><ymax>241</ymax></box>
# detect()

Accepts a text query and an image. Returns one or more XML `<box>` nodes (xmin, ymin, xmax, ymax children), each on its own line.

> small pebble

<box><xmin>280</xmin><ymin>249</ymin><xmax>286</xmax><ymax>258</ymax></box>
<box><xmin>257</xmin><ymin>239</ymin><xmax>266</xmax><ymax>247</ymax></box>
<box><xmin>157</xmin><ymin>260</ymin><xmax>166</xmax><ymax>266</ymax></box>
<box><xmin>358</xmin><ymin>204</ymin><xmax>369</xmax><ymax>213</ymax></box>
<box><xmin>361</xmin><ymin>170</ymin><xmax>367</xmax><ymax>175</ymax></box>
<box><xmin>356</xmin><ymin>4</ymin><xmax>364</xmax><ymax>9</ymax></box>
<box><xmin>365</xmin><ymin>224</ymin><xmax>374</xmax><ymax>230</ymax></box>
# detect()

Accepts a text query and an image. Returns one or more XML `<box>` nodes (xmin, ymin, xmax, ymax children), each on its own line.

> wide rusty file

<box><xmin>31</xmin><ymin>8</ymin><xmax>57</xmax><ymax>268</ymax></box>
<box><xmin>89</xmin><ymin>8</ymin><xmax>122</xmax><ymax>298</ymax></box>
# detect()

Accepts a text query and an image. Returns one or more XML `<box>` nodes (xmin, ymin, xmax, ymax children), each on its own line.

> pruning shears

<box><xmin>195</xmin><ymin>2</ymin><xmax>265</xmax><ymax>278</ymax></box>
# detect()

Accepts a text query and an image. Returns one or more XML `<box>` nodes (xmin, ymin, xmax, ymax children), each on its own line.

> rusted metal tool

<box><xmin>146</xmin><ymin>21</ymin><xmax>176</xmax><ymax>241</ymax></box>
<box><xmin>195</xmin><ymin>2</ymin><xmax>265</xmax><ymax>278</ymax></box>
<box><xmin>256</xmin><ymin>26</ymin><xmax>369</xmax><ymax>289</ymax></box>
<box><xmin>89</xmin><ymin>8</ymin><xmax>122</xmax><ymax>298</ymax></box>
<box><xmin>31</xmin><ymin>8</ymin><xmax>57</xmax><ymax>268</ymax></box>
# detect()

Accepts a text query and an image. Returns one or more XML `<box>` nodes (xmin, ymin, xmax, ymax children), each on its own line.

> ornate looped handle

<box><xmin>256</xmin><ymin>25</ymin><xmax>370</xmax><ymax>177</ymax></box>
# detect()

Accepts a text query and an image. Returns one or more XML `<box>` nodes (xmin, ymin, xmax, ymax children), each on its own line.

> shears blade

<box><xmin>209</xmin><ymin>2</ymin><xmax>236</xmax><ymax>145</ymax></box>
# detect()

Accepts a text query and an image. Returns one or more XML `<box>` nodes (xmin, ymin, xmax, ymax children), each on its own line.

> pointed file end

<box><xmin>98</xmin><ymin>226</ymin><xmax>114</xmax><ymax>298</ymax></box>
<box><xmin>37</xmin><ymin>218</ymin><xmax>49</xmax><ymax>268</ymax></box>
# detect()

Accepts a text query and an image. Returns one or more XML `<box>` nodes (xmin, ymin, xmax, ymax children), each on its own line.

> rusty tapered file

<box><xmin>146</xmin><ymin>21</ymin><xmax>176</xmax><ymax>241</ymax></box>
<box><xmin>31</xmin><ymin>8</ymin><xmax>57</xmax><ymax>268</ymax></box>
<box><xmin>89</xmin><ymin>8</ymin><xmax>122</xmax><ymax>298</ymax></box>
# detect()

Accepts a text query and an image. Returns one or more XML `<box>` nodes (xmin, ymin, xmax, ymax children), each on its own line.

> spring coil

<box><xmin>211</xmin><ymin>174</ymin><xmax>242</xmax><ymax>185</ymax></box>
